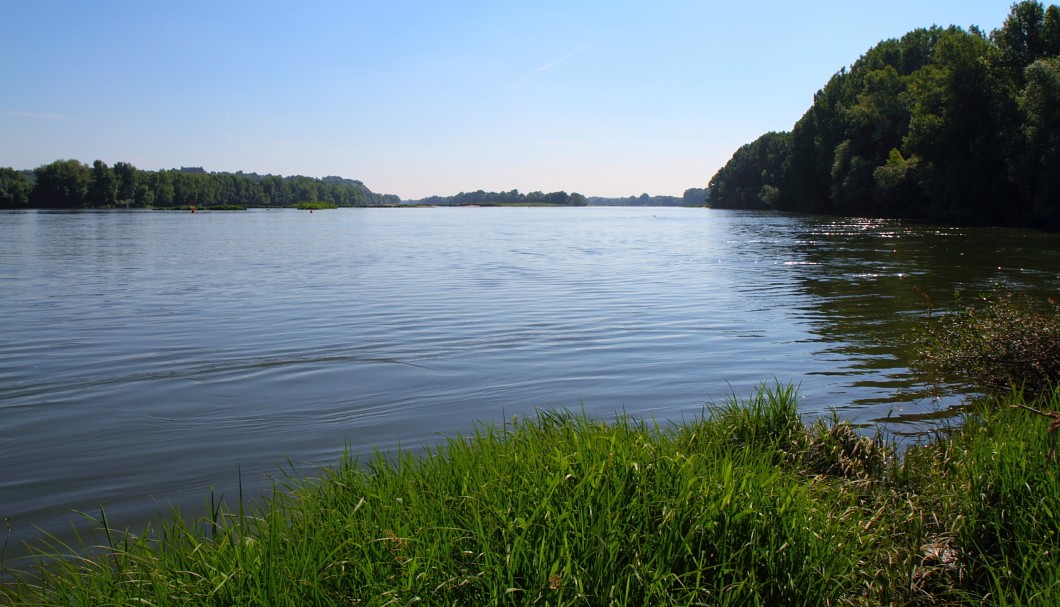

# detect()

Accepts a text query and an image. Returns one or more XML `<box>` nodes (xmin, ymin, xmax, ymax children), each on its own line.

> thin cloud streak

<box><xmin>512</xmin><ymin>43</ymin><xmax>590</xmax><ymax>87</ymax></box>
<box><xmin>223</xmin><ymin>112</ymin><xmax>252</xmax><ymax>159</ymax></box>
<box><xmin>530</xmin><ymin>43</ymin><xmax>589</xmax><ymax>76</ymax></box>
<box><xmin>537</xmin><ymin>140</ymin><xmax>606</xmax><ymax>148</ymax></box>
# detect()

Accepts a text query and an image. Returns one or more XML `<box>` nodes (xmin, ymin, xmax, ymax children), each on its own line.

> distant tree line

<box><xmin>408</xmin><ymin>189</ymin><xmax>587</xmax><ymax>206</ymax></box>
<box><xmin>708</xmin><ymin>1</ymin><xmax>1060</xmax><ymax>228</ymax></box>
<box><xmin>0</xmin><ymin>160</ymin><xmax>401</xmax><ymax>209</ymax></box>
<box><xmin>588</xmin><ymin>188</ymin><xmax>708</xmax><ymax>206</ymax></box>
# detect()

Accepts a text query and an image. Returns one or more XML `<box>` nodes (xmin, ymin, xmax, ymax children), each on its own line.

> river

<box><xmin>2</xmin><ymin>206</ymin><xmax>1059</xmax><ymax>562</ymax></box>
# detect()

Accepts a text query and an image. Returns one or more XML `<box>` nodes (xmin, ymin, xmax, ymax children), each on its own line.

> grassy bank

<box><xmin>151</xmin><ymin>205</ymin><xmax>248</xmax><ymax>211</ymax></box>
<box><xmin>3</xmin><ymin>385</ymin><xmax>1060</xmax><ymax>605</ymax></box>
<box><xmin>292</xmin><ymin>202</ymin><xmax>339</xmax><ymax>210</ymax></box>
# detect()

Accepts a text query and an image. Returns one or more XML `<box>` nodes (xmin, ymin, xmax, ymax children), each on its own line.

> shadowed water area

<box><xmin>2</xmin><ymin>206</ymin><xmax>1059</xmax><ymax>562</ymax></box>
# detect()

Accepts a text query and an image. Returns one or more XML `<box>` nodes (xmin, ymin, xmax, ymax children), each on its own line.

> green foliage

<box><xmin>152</xmin><ymin>205</ymin><xmax>247</xmax><ymax>211</ymax></box>
<box><xmin>681</xmin><ymin>187</ymin><xmax>708</xmax><ymax>206</ymax></box>
<box><xmin>954</xmin><ymin>400</ymin><xmax>1060</xmax><ymax>602</ymax></box>
<box><xmin>30</xmin><ymin>159</ymin><xmax>91</xmax><ymax>208</ymax></box>
<box><xmin>707</xmin><ymin>131</ymin><xmax>792</xmax><ymax>210</ymax></box>
<box><xmin>708</xmin><ymin>382</ymin><xmax>805</xmax><ymax>457</ymax></box>
<box><xmin>1018</xmin><ymin>56</ymin><xmax>1060</xmax><ymax>223</ymax></box>
<box><xmin>804</xmin><ymin>415</ymin><xmax>889</xmax><ymax>481</ymax></box>
<box><xmin>87</xmin><ymin>160</ymin><xmax>118</xmax><ymax>207</ymax></box>
<box><xmin>15</xmin><ymin>161</ymin><xmax>399</xmax><ymax>209</ymax></box>
<box><xmin>0</xmin><ymin>167</ymin><xmax>32</xmax><ymax>208</ymax></box>
<box><xmin>905</xmin><ymin>29</ymin><xmax>1016</xmax><ymax>224</ymax></box>
<box><xmin>112</xmin><ymin>161</ymin><xmax>138</xmax><ymax>203</ymax></box>
<box><xmin>413</xmin><ymin>188</ymin><xmax>588</xmax><ymax>206</ymax></box>
<box><xmin>567</xmin><ymin>192</ymin><xmax>588</xmax><ymax>206</ymax></box>
<box><xmin>292</xmin><ymin>201</ymin><xmax>338</xmax><ymax>210</ymax></box>
<box><xmin>872</xmin><ymin>148</ymin><xmax>928</xmax><ymax>213</ymax></box>
<box><xmin>588</xmin><ymin>193</ymin><xmax>687</xmax><ymax>206</ymax></box>
<box><xmin>909</xmin><ymin>289</ymin><xmax>1060</xmax><ymax>395</ymax></box>
<box><xmin>993</xmin><ymin>0</ymin><xmax>1060</xmax><ymax>80</ymax></box>
<box><xmin>902</xmin><ymin>388</ymin><xmax>1060</xmax><ymax>603</ymax></box>
<box><xmin>708</xmin><ymin>2</ymin><xmax>1060</xmax><ymax>229</ymax></box>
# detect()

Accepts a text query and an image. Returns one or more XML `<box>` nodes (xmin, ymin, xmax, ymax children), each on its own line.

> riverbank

<box><xmin>3</xmin><ymin>384</ymin><xmax>1058</xmax><ymax>606</ymax></box>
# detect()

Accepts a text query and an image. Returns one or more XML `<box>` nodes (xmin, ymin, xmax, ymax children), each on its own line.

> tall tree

<box><xmin>904</xmin><ymin>28</ymin><xmax>1016</xmax><ymax>223</ymax></box>
<box><xmin>1018</xmin><ymin>57</ymin><xmax>1060</xmax><ymax>223</ymax></box>
<box><xmin>140</xmin><ymin>170</ymin><xmax>175</xmax><ymax>207</ymax></box>
<box><xmin>708</xmin><ymin>3</ymin><xmax>1060</xmax><ymax>227</ymax></box>
<box><xmin>0</xmin><ymin>167</ymin><xmax>32</xmax><ymax>208</ymax></box>
<box><xmin>31</xmin><ymin>159</ymin><xmax>91</xmax><ymax>208</ymax></box>
<box><xmin>708</xmin><ymin>132</ymin><xmax>791</xmax><ymax>210</ymax></box>
<box><xmin>112</xmin><ymin>161</ymin><xmax>139</xmax><ymax>204</ymax></box>
<box><xmin>682</xmin><ymin>188</ymin><xmax>708</xmax><ymax>206</ymax></box>
<box><xmin>88</xmin><ymin>160</ymin><xmax>118</xmax><ymax>207</ymax></box>
<box><xmin>993</xmin><ymin>0</ymin><xmax>1058</xmax><ymax>85</ymax></box>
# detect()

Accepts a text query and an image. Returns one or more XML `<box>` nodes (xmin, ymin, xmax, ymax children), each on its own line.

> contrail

<box><xmin>512</xmin><ymin>43</ymin><xmax>590</xmax><ymax>87</ymax></box>
<box><xmin>529</xmin><ymin>43</ymin><xmax>590</xmax><ymax>77</ymax></box>
<box><xmin>224</xmin><ymin>112</ymin><xmax>252</xmax><ymax>158</ymax></box>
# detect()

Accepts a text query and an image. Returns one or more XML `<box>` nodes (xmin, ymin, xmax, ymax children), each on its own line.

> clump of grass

<box><xmin>925</xmin><ymin>388</ymin><xmax>1060</xmax><ymax>604</ymax></box>
<box><xmin>151</xmin><ymin>204</ymin><xmax>248</xmax><ymax>211</ymax></box>
<box><xmin>706</xmin><ymin>382</ymin><xmax>805</xmax><ymax>458</ymax></box>
<box><xmin>293</xmin><ymin>201</ymin><xmax>339</xmax><ymax>210</ymax></box>
<box><xmin>803</xmin><ymin>414</ymin><xmax>889</xmax><ymax>482</ymax></box>
<box><xmin>283</xmin><ymin>394</ymin><xmax>874</xmax><ymax>606</ymax></box>
<box><xmin>4</xmin><ymin>385</ymin><xmax>1060</xmax><ymax>606</ymax></box>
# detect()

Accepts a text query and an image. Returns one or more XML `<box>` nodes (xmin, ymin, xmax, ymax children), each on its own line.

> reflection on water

<box><xmin>789</xmin><ymin>217</ymin><xmax>1060</xmax><ymax>424</ymax></box>
<box><xmin>1</xmin><ymin>207</ymin><xmax>1059</xmax><ymax>562</ymax></box>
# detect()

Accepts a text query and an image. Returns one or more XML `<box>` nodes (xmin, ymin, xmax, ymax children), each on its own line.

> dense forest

<box><xmin>406</xmin><ymin>189</ymin><xmax>588</xmax><ymax>206</ymax></box>
<box><xmin>407</xmin><ymin>187</ymin><xmax>711</xmax><ymax>207</ymax></box>
<box><xmin>588</xmin><ymin>188</ymin><xmax>708</xmax><ymax>206</ymax></box>
<box><xmin>0</xmin><ymin>161</ymin><xmax>401</xmax><ymax>209</ymax></box>
<box><xmin>708</xmin><ymin>1</ymin><xmax>1060</xmax><ymax>228</ymax></box>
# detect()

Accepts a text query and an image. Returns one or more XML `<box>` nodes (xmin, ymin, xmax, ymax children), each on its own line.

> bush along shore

<box><xmin>1</xmin><ymin>382</ymin><xmax>1059</xmax><ymax>606</ymax></box>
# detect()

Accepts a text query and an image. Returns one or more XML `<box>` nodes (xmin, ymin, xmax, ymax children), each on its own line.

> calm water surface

<box><xmin>2</xmin><ymin>207</ymin><xmax>1059</xmax><ymax>560</ymax></box>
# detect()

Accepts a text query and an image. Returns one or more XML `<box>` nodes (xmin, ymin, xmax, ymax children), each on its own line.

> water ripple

<box><xmin>2</xmin><ymin>207</ymin><xmax>1060</xmax><ymax>560</ymax></box>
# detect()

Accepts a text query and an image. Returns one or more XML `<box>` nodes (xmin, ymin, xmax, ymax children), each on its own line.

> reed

<box><xmin>151</xmin><ymin>204</ymin><xmax>248</xmax><ymax>211</ymax></box>
<box><xmin>3</xmin><ymin>385</ymin><xmax>1059</xmax><ymax>605</ymax></box>
<box><xmin>293</xmin><ymin>201</ymin><xmax>339</xmax><ymax>210</ymax></box>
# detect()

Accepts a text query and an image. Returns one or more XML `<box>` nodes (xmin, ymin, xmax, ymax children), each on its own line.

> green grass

<box><xmin>292</xmin><ymin>201</ymin><xmax>339</xmax><ymax>210</ymax></box>
<box><xmin>151</xmin><ymin>205</ymin><xmax>248</xmax><ymax>211</ymax></box>
<box><xmin>3</xmin><ymin>384</ymin><xmax>1060</xmax><ymax>605</ymax></box>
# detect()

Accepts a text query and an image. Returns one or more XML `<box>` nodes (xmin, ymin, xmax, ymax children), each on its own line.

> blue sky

<box><xmin>1</xmin><ymin>1</ymin><xmax>1013</xmax><ymax>199</ymax></box>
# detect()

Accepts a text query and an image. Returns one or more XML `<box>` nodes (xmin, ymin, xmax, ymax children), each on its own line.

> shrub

<box><xmin>909</xmin><ymin>289</ymin><xmax>1060</xmax><ymax>395</ymax></box>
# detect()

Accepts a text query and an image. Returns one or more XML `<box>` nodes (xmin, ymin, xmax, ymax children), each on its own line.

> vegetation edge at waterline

<box><xmin>3</xmin><ymin>383</ymin><xmax>1059</xmax><ymax>606</ymax></box>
